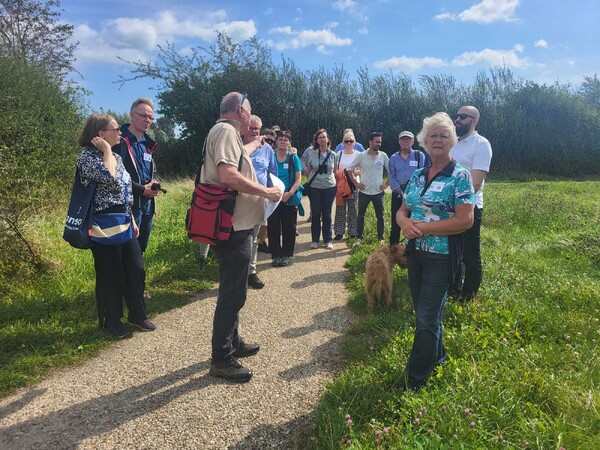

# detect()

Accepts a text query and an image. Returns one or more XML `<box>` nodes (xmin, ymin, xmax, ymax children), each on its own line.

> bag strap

<box><xmin>306</xmin><ymin>150</ymin><xmax>331</xmax><ymax>188</ymax></box>
<box><xmin>194</xmin><ymin>138</ymin><xmax>243</xmax><ymax>185</ymax></box>
<box><xmin>414</xmin><ymin>149</ymin><xmax>421</xmax><ymax>169</ymax></box>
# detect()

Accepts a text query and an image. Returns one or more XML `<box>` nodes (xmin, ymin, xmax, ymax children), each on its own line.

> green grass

<box><xmin>302</xmin><ymin>180</ymin><xmax>600</xmax><ymax>449</ymax></box>
<box><xmin>0</xmin><ymin>177</ymin><xmax>210</xmax><ymax>397</ymax></box>
<box><xmin>1</xmin><ymin>179</ymin><xmax>599</xmax><ymax>449</ymax></box>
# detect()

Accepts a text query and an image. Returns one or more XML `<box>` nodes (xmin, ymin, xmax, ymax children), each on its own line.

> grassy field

<box><xmin>0</xmin><ymin>177</ymin><xmax>208</xmax><ymax>397</ymax></box>
<box><xmin>1</xmin><ymin>179</ymin><xmax>598</xmax><ymax>449</ymax></box>
<box><xmin>302</xmin><ymin>180</ymin><xmax>600</xmax><ymax>449</ymax></box>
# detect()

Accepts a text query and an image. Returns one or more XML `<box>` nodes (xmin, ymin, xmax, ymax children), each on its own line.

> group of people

<box><xmin>74</xmin><ymin>91</ymin><xmax>492</xmax><ymax>390</ymax></box>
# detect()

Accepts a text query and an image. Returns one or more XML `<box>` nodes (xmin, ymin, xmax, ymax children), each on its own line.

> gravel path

<box><xmin>0</xmin><ymin>200</ymin><xmax>356</xmax><ymax>450</ymax></box>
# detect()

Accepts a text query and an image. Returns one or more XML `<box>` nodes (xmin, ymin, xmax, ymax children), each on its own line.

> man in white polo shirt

<box><xmin>451</xmin><ymin>105</ymin><xmax>493</xmax><ymax>302</ymax></box>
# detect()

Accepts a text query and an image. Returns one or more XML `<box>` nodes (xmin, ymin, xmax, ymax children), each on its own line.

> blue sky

<box><xmin>61</xmin><ymin>0</ymin><xmax>600</xmax><ymax>115</ymax></box>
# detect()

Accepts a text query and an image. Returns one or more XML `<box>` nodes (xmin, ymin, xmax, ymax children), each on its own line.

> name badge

<box><xmin>283</xmin><ymin>163</ymin><xmax>289</xmax><ymax>169</ymax></box>
<box><xmin>409</xmin><ymin>160</ymin><xmax>418</xmax><ymax>167</ymax></box>
<box><xmin>143</xmin><ymin>153</ymin><xmax>152</xmax><ymax>162</ymax></box>
<box><xmin>430</xmin><ymin>181</ymin><xmax>445</xmax><ymax>192</ymax></box>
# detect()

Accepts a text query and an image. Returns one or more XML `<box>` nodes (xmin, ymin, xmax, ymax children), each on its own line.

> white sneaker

<box><xmin>310</xmin><ymin>242</ymin><xmax>319</xmax><ymax>249</ymax></box>
<box><xmin>379</xmin><ymin>239</ymin><xmax>386</xmax><ymax>246</ymax></box>
<box><xmin>325</xmin><ymin>242</ymin><xmax>333</xmax><ymax>250</ymax></box>
<box><xmin>352</xmin><ymin>239</ymin><xmax>362</xmax><ymax>247</ymax></box>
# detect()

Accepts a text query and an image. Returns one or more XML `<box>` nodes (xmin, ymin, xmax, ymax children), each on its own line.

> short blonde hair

<box><xmin>416</xmin><ymin>112</ymin><xmax>457</xmax><ymax>151</ymax></box>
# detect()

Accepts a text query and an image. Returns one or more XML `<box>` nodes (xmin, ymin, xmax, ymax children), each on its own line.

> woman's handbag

<box><xmin>302</xmin><ymin>151</ymin><xmax>331</xmax><ymax>196</ymax></box>
<box><xmin>186</xmin><ymin>140</ymin><xmax>242</xmax><ymax>246</ymax></box>
<box><xmin>89</xmin><ymin>181</ymin><xmax>133</xmax><ymax>246</ymax></box>
<box><xmin>285</xmin><ymin>153</ymin><xmax>303</xmax><ymax>206</ymax></box>
<box><xmin>90</xmin><ymin>212</ymin><xmax>134</xmax><ymax>245</ymax></box>
<box><xmin>63</xmin><ymin>168</ymin><xmax>96</xmax><ymax>249</ymax></box>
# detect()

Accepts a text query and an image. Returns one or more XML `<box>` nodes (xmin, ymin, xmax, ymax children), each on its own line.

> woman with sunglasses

<box><xmin>396</xmin><ymin>112</ymin><xmax>474</xmax><ymax>391</ymax></box>
<box><xmin>77</xmin><ymin>114</ymin><xmax>155</xmax><ymax>339</ymax></box>
<box><xmin>333</xmin><ymin>130</ymin><xmax>360</xmax><ymax>240</ymax></box>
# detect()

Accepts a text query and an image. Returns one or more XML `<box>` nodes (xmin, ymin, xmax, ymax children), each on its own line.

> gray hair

<box><xmin>130</xmin><ymin>97</ymin><xmax>154</xmax><ymax>112</ymax></box>
<box><xmin>416</xmin><ymin>112</ymin><xmax>458</xmax><ymax>151</ymax></box>
<box><xmin>250</xmin><ymin>114</ymin><xmax>262</xmax><ymax>127</ymax></box>
<box><xmin>220</xmin><ymin>92</ymin><xmax>244</xmax><ymax>115</ymax></box>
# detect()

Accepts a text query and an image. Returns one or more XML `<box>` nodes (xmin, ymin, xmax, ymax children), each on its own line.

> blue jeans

<box><xmin>132</xmin><ymin>199</ymin><xmax>154</xmax><ymax>253</ymax></box>
<box><xmin>308</xmin><ymin>186</ymin><xmax>336</xmax><ymax>244</ymax></box>
<box><xmin>406</xmin><ymin>250</ymin><xmax>450</xmax><ymax>389</ymax></box>
<box><xmin>209</xmin><ymin>229</ymin><xmax>253</xmax><ymax>361</ymax></box>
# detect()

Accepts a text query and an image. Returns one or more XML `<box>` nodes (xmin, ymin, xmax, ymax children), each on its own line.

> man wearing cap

<box><xmin>451</xmin><ymin>105</ymin><xmax>493</xmax><ymax>302</ymax></box>
<box><xmin>388</xmin><ymin>131</ymin><xmax>425</xmax><ymax>245</ymax></box>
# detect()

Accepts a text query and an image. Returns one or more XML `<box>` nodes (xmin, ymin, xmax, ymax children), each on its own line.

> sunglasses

<box><xmin>455</xmin><ymin>113</ymin><xmax>475</xmax><ymax>120</ymax></box>
<box><xmin>344</xmin><ymin>140</ymin><xmax>355</xmax><ymax>144</ymax></box>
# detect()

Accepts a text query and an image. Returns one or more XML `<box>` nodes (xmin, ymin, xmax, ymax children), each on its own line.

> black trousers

<box><xmin>459</xmin><ymin>207</ymin><xmax>483</xmax><ymax>300</ymax></box>
<box><xmin>267</xmin><ymin>203</ymin><xmax>298</xmax><ymax>258</ymax></box>
<box><xmin>356</xmin><ymin>191</ymin><xmax>385</xmax><ymax>240</ymax></box>
<box><xmin>210</xmin><ymin>229</ymin><xmax>253</xmax><ymax>361</ymax></box>
<box><xmin>90</xmin><ymin>237</ymin><xmax>147</xmax><ymax>329</ymax></box>
<box><xmin>389</xmin><ymin>191</ymin><xmax>404</xmax><ymax>245</ymax></box>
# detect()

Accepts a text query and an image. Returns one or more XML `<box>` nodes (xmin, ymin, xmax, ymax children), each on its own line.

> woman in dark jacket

<box><xmin>77</xmin><ymin>114</ymin><xmax>156</xmax><ymax>339</ymax></box>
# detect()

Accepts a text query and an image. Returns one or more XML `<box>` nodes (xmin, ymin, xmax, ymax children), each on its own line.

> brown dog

<box><xmin>364</xmin><ymin>244</ymin><xmax>407</xmax><ymax>312</ymax></box>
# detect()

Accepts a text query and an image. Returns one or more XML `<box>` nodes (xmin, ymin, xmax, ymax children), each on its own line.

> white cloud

<box><xmin>452</xmin><ymin>44</ymin><xmax>527</xmax><ymax>67</ymax></box>
<box><xmin>534</xmin><ymin>39</ymin><xmax>548</xmax><ymax>48</ymax></box>
<box><xmin>73</xmin><ymin>10</ymin><xmax>256</xmax><ymax>64</ymax></box>
<box><xmin>333</xmin><ymin>0</ymin><xmax>358</xmax><ymax>11</ymax></box>
<box><xmin>269</xmin><ymin>26</ymin><xmax>294</xmax><ymax>35</ymax></box>
<box><xmin>436</xmin><ymin>0</ymin><xmax>520</xmax><ymax>24</ymax></box>
<box><xmin>269</xmin><ymin>28</ymin><xmax>352</xmax><ymax>52</ymax></box>
<box><xmin>374</xmin><ymin>55</ymin><xmax>447</xmax><ymax>72</ymax></box>
<box><xmin>434</xmin><ymin>12</ymin><xmax>455</xmax><ymax>21</ymax></box>
<box><xmin>326</xmin><ymin>21</ymin><xmax>339</xmax><ymax>29</ymax></box>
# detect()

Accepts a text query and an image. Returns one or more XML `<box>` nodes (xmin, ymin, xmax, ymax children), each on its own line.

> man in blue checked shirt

<box><xmin>388</xmin><ymin>131</ymin><xmax>426</xmax><ymax>245</ymax></box>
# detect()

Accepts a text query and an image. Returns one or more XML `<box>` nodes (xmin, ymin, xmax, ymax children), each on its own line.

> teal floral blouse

<box><xmin>403</xmin><ymin>160</ymin><xmax>474</xmax><ymax>254</ymax></box>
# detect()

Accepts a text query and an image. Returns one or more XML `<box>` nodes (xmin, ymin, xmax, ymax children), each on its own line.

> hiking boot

<box><xmin>248</xmin><ymin>273</ymin><xmax>265</xmax><ymax>289</ymax></box>
<box><xmin>108</xmin><ymin>323</ymin><xmax>133</xmax><ymax>339</ymax></box>
<box><xmin>257</xmin><ymin>242</ymin><xmax>270</xmax><ymax>253</ymax></box>
<box><xmin>279</xmin><ymin>256</ymin><xmax>293</xmax><ymax>266</ymax></box>
<box><xmin>271</xmin><ymin>257</ymin><xmax>283</xmax><ymax>266</ymax></box>
<box><xmin>128</xmin><ymin>319</ymin><xmax>156</xmax><ymax>332</ymax></box>
<box><xmin>210</xmin><ymin>357</ymin><xmax>253</xmax><ymax>382</ymax></box>
<box><xmin>234</xmin><ymin>341</ymin><xmax>260</xmax><ymax>358</ymax></box>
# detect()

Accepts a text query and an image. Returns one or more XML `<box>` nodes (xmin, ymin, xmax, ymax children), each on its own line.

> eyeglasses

<box><xmin>344</xmin><ymin>140</ymin><xmax>354</xmax><ymax>144</ymax></box>
<box><xmin>455</xmin><ymin>113</ymin><xmax>475</xmax><ymax>121</ymax></box>
<box><xmin>102</xmin><ymin>127</ymin><xmax>121</xmax><ymax>132</ymax></box>
<box><xmin>132</xmin><ymin>111</ymin><xmax>154</xmax><ymax>121</ymax></box>
<box><xmin>240</xmin><ymin>92</ymin><xmax>248</xmax><ymax>106</ymax></box>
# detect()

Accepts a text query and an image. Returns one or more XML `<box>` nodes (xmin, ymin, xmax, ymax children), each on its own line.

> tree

<box><xmin>579</xmin><ymin>74</ymin><xmax>600</xmax><ymax>111</ymax></box>
<box><xmin>0</xmin><ymin>53</ymin><xmax>82</xmax><ymax>276</ymax></box>
<box><xmin>0</xmin><ymin>0</ymin><xmax>77</xmax><ymax>78</ymax></box>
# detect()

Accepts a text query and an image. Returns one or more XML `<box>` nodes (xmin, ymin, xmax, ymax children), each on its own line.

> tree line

<box><xmin>1</xmin><ymin>1</ymin><xmax>599</xmax><ymax>279</ymax></box>
<box><xmin>125</xmin><ymin>34</ymin><xmax>600</xmax><ymax>178</ymax></box>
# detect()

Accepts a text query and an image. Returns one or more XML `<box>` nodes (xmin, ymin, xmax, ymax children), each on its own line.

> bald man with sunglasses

<box><xmin>450</xmin><ymin>105</ymin><xmax>493</xmax><ymax>302</ymax></box>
